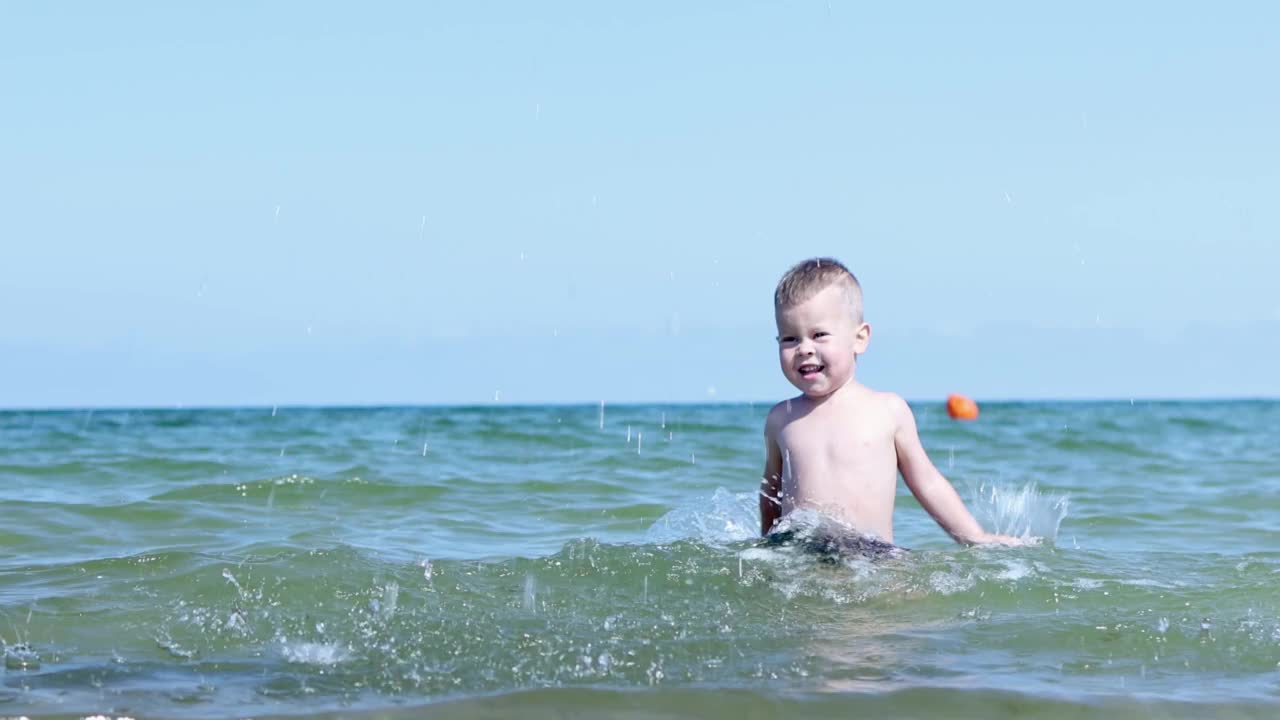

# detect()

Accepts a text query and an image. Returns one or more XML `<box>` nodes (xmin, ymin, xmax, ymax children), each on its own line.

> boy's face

<box><xmin>775</xmin><ymin>283</ymin><xmax>870</xmax><ymax>398</ymax></box>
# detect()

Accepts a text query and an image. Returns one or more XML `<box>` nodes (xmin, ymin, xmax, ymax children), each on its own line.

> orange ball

<box><xmin>946</xmin><ymin>393</ymin><xmax>979</xmax><ymax>421</ymax></box>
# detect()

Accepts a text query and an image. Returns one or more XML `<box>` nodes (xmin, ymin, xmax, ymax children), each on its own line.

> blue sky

<box><xmin>2</xmin><ymin>2</ymin><xmax>1276</xmax><ymax>408</ymax></box>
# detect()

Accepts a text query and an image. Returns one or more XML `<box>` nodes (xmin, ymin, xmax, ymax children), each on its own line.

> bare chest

<box><xmin>774</xmin><ymin>405</ymin><xmax>899</xmax><ymax>533</ymax></box>
<box><xmin>778</xmin><ymin>411</ymin><xmax>895</xmax><ymax>470</ymax></box>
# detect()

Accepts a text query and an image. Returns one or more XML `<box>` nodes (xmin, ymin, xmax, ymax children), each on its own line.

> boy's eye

<box><xmin>778</xmin><ymin>336</ymin><xmax>797</xmax><ymax>345</ymax></box>
<box><xmin>813</xmin><ymin>332</ymin><xmax>829</xmax><ymax>339</ymax></box>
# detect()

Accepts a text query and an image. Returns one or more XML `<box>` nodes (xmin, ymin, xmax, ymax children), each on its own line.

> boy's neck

<box><xmin>803</xmin><ymin>374</ymin><xmax>860</xmax><ymax>406</ymax></box>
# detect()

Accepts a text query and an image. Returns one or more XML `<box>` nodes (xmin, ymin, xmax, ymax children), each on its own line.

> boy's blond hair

<box><xmin>774</xmin><ymin>257</ymin><xmax>864</xmax><ymax>323</ymax></box>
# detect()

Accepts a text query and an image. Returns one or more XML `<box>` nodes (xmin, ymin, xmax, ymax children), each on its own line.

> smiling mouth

<box><xmin>797</xmin><ymin>363</ymin><xmax>824</xmax><ymax>377</ymax></box>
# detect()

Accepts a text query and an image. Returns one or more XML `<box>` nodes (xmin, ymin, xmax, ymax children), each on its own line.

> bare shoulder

<box><xmin>764</xmin><ymin>398</ymin><xmax>798</xmax><ymax>436</ymax></box>
<box><xmin>879</xmin><ymin>390</ymin><xmax>912</xmax><ymax>416</ymax></box>
<box><xmin>859</xmin><ymin>388</ymin><xmax>916</xmax><ymax>437</ymax></box>
<box><xmin>853</xmin><ymin>385</ymin><xmax>910</xmax><ymax>420</ymax></box>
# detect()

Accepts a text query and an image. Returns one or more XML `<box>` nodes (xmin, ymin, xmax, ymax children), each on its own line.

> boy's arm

<box><xmin>891</xmin><ymin>395</ymin><xmax>1016</xmax><ymax>546</ymax></box>
<box><xmin>760</xmin><ymin>408</ymin><xmax>784</xmax><ymax>536</ymax></box>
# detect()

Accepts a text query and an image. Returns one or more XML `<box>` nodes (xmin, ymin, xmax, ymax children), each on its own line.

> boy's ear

<box><xmin>854</xmin><ymin>322</ymin><xmax>871</xmax><ymax>354</ymax></box>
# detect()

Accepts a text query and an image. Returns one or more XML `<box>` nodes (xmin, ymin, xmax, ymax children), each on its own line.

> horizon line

<box><xmin>3</xmin><ymin>394</ymin><xmax>1277</xmax><ymax>413</ymax></box>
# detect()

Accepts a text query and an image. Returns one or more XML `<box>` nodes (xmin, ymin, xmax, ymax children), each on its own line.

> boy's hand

<box><xmin>973</xmin><ymin>532</ymin><xmax>1040</xmax><ymax>547</ymax></box>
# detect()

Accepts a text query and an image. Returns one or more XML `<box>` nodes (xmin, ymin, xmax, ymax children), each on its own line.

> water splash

<box><xmin>523</xmin><ymin>574</ymin><xmax>537</xmax><ymax>612</ymax></box>
<box><xmin>280</xmin><ymin>640</ymin><xmax>350</xmax><ymax>666</ymax></box>
<box><xmin>967</xmin><ymin>482</ymin><xmax>1069</xmax><ymax>543</ymax></box>
<box><xmin>3</xmin><ymin>641</ymin><xmax>40</xmax><ymax>670</ymax></box>
<box><xmin>379</xmin><ymin>582</ymin><xmax>399</xmax><ymax>620</ymax></box>
<box><xmin>644</xmin><ymin>488</ymin><xmax>758</xmax><ymax>545</ymax></box>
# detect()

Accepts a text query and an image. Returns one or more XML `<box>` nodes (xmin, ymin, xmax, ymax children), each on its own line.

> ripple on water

<box><xmin>4</xmin><ymin>402</ymin><xmax>1280</xmax><ymax>716</ymax></box>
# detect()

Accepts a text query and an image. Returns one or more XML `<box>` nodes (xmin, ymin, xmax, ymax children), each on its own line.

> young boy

<box><xmin>760</xmin><ymin>257</ymin><xmax>1022</xmax><ymax>548</ymax></box>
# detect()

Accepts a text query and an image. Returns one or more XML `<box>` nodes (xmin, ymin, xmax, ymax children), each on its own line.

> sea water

<box><xmin>1</xmin><ymin>401</ymin><xmax>1278</xmax><ymax>718</ymax></box>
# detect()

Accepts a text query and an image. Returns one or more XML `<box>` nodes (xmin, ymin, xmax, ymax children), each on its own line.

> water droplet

<box><xmin>523</xmin><ymin>575</ymin><xmax>537</xmax><ymax>612</ymax></box>
<box><xmin>4</xmin><ymin>642</ymin><xmax>39</xmax><ymax>670</ymax></box>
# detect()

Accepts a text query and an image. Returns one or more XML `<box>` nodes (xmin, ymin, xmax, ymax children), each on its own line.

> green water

<box><xmin>1</xmin><ymin>401</ymin><xmax>1278</xmax><ymax>718</ymax></box>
